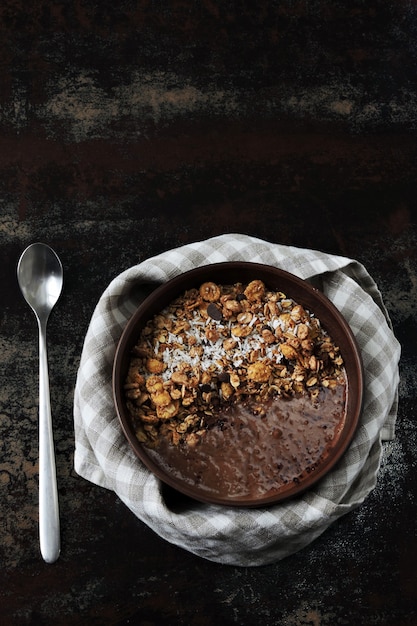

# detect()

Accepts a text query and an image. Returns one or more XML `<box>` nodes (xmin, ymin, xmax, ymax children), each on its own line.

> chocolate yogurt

<box><xmin>147</xmin><ymin>382</ymin><xmax>346</xmax><ymax>501</ymax></box>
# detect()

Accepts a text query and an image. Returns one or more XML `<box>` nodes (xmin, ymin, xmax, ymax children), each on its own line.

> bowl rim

<box><xmin>113</xmin><ymin>261</ymin><xmax>364</xmax><ymax>507</ymax></box>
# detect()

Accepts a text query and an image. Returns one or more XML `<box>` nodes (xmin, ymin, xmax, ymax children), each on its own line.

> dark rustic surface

<box><xmin>1</xmin><ymin>2</ymin><xmax>416</xmax><ymax>625</ymax></box>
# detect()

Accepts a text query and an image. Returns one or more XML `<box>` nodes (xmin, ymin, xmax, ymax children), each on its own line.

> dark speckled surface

<box><xmin>1</xmin><ymin>2</ymin><xmax>416</xmax><ymax>624</ymax></box>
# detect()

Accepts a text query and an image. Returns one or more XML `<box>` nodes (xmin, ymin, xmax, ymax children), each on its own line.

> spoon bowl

<box><xmin>17</xmin><ymin>243</ymin><xmax>63</xmax><ymax>317</ymax></box>
<box><xmin>17</xmin><ymin>243</ymin><xmax>63</xmax><ymax>563</ymax></box>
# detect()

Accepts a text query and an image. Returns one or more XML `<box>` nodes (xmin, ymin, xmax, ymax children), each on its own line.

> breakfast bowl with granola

<box><xmin>113</xmin><ymin>262</ymin><xmax>363</xmax><ymax>507</ymax></box>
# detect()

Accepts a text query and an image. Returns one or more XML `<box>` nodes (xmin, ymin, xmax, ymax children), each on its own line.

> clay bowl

<box><xmin>113</xmin><ymin>262</ymin><xmax>363</xmax><ymax>507</ymax></box>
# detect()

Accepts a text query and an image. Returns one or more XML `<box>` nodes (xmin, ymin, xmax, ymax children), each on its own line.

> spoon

<box><xmin>17</xmin><ymin>243</ymin><xmax>63</xmax><ymax>563</ymax></box>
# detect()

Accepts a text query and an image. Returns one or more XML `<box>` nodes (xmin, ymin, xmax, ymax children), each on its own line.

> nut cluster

<box><xmin>124</xmin><ymin>280</ymin><xmax>345</xmax><ymax>448</ymax></box>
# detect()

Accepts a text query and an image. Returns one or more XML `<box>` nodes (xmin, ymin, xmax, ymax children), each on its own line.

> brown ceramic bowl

<box><xmin>113</xmin><ymin>262</ymin><xmax>363</xmax><ymax>507</ymax></box>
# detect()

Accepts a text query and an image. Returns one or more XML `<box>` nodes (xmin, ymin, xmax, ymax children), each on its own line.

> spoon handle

<box><xmin>38</xmin><ymin>319</ymin><xmax>61</xmax><ymax>563</ymax></box>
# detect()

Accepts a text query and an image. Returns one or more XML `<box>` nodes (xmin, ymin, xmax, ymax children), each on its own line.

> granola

<box><xmin>124</xmin><ymin>280</ymin><xmax>345</xmax><ymax>448</ymax></box>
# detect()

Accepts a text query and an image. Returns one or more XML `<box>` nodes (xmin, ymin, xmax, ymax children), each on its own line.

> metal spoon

<box><xmin>17</xmin><ymin>243</ymin><xmax>63</xmax><ymax>563</ymax></box>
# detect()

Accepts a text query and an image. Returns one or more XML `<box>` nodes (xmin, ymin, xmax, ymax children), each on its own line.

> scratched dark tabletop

<box><xmin>1</xmin><ymin>2</ymin><xmax>416</xmax><ymax>625</ymax></box>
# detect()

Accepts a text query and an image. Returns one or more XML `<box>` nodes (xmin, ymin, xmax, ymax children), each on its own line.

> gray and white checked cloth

<box><xmin>73</xmin><ymin>234</ymin><xmax>401</xmax><ymax>566</ymax></box>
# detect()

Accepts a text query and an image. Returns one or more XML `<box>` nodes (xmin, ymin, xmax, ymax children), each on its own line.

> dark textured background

<box><xmin>1</xmin><ymin>2</ymin><xmax>416</xmax><ymax>624</ymax></box>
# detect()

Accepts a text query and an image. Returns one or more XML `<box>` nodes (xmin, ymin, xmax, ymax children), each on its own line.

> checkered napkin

<box><xmin>73</xmin><ymin>234</ymin><xmax>400</xmax><ymax>566</ymax></box>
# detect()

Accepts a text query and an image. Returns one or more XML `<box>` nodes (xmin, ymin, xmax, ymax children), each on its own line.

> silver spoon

<box><xmin>17</xmin><ymin>243</ymin><xmax>63</xmax><ymax>563</ymax></box>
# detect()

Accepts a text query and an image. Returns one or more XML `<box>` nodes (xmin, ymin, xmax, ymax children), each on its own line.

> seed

<box><xmin>207</xmin><ymin>302</ymin><xmax>223</xmax><ymax>321</ymax></box>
